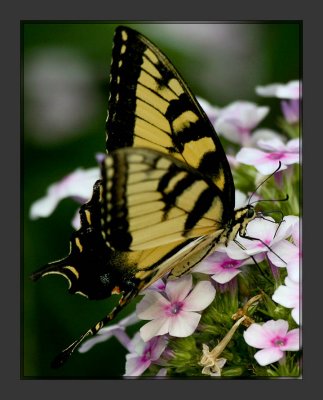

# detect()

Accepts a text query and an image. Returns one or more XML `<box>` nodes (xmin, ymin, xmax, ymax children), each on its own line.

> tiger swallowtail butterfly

<box><xmin>31</xmin><ymin>26</ymin><xmax>256</xmax><ymax>368</ymax></box>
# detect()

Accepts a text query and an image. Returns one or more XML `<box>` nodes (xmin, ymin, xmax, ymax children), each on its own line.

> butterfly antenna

<box><xmin>248</xmin><ymin>161</ymin><xmax>282</xmax><ymax>205</ymax></box>
<box><xmin>250</xmin><ymin>194</ymin><xmax>289</xmax><ymax>207</ymax></box>
<box><xmin>256</xmin><ymin>209</ymin><xmax>285</xmax><ymax>221</ymax></box>
<box><xmin>51</xmin><ymin>291</ymin><xmax>136</xmax><ymax>368</ymax></box>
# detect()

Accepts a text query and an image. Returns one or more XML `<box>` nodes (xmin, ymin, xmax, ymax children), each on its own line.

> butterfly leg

<box><xmin>51</xmin><ymin>291</ymin><xmax>136</xmax><ymax>368</ymax></box>
<box><xmin>239</xmin><ymin>234</ymin><xmax>287</xmax><ymax>265</ymax></box>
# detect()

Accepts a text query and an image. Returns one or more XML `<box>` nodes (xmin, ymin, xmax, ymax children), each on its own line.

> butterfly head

<box><xmin>234</xmin><ymin>204</ymin><xmax>256</xmax><ymax>229</ymax></box>
<box><xmin>219</xmin><ymin>205</ymin><xmax>256</xmax><ymax>246</ymax></box>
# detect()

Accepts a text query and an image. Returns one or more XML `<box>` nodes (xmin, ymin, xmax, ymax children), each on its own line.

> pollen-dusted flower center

<box><xmin>165</xmin><ymin>301</ymin><xmax>184</xmax><ymax>316</ymax></box>
<box><xmin>222</xmin><ymin>260</ymin><xmax>239</xmax><ymax>269</ymax></box>
<box><xmin>271</xmin><ymin>336</ymin><xmax>287</xmax><ymax>347</ymax></box>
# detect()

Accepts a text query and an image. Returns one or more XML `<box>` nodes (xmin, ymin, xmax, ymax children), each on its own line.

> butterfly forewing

<box><xmin>107</xmin><ymin>26</ymin><xmax>235</xmax><ymax>217</ymax></box>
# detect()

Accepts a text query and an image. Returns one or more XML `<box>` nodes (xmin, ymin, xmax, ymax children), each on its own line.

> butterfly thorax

<box><xmin>217</xmin><ymin>205</ymin><xmax>256</xmax><ymax>246</ymax></box>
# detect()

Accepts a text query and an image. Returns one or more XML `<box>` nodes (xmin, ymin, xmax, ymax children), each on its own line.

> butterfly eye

<box><xmin>246</xmin><ymin>208</ymin><xmax>255</xmax><ymax>219</ymax></box>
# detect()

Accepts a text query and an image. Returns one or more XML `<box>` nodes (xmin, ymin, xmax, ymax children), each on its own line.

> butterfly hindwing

<box><xmin>100</xmin><ymin>147</ymin><xmax>227</xmax><ymax>252</ymax></box>
<box><xmin>107</xmin><ymin>26</ymin><xmax>235</xmax><ymax>216</ymax></box>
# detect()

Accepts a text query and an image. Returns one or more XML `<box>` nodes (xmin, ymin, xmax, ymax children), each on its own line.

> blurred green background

<box><xmin>23</xmin><ymin>22</ymin><xmax>300</xmax><ymax>378</ymax></box>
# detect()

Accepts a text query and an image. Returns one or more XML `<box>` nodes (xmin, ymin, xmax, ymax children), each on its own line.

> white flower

<box><xmin>223</xmin><ymin>216</ymin><xmax>297</xmax><ymax>262</ymax></box>
<box><xmin>272</xmin><ymin>277</ymin><xmax>301</xmax><ymax>325</ymax></box>
<box><xmin>137</xmin><ymin>274</ymin><xmax>216</xmax><ymax>342</ymax></box>
<box><xmin>256</xmin><ymin>80</ymin><xmax>301</xmax><ymax>99</ymax></box>
<box><xmin>214</xmin><ymin>101</ymin><xmax>269</xmax><ymax>145</ymax></box>
<box><xmin>29</xmin><ymin>167</ymin><xmax>100</xmax><ymax>220</ymax></box>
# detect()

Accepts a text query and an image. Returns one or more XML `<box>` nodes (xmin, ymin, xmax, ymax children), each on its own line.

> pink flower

<box><xmin>272</xmin><ymin>277</ymin><xmax>301</xmax><ymax>325</ymax></box>
<box><xmin>244</xmin><ymin>319</ymin><xmax>300</xmax><ymax>366</ymax></box>
<box><xmin>236</xmin><ymin>137</ymin><xmax>300</xmax><ymax>175</ymax></box>
<box><xmin>193</xmin><ymin>252</ymin><xmax>251</xmax><ymax>284</ymax></box>
<box><xmin>124</xmin><ymin>333</ymin><xmax>168</xmax><ymax>377</ymax></box>
<box><xmin>136</xmin><ymin>274</ymin><xmax>216</xmax><ymax>342</ymax></box>
<box><xmin>29</xmin><ymin>167</ymin><xmax>100</xmax><ymax>220</ymax></box>
<box><xmin>214</xmin><ymin>101</ymin><xmax>269</xmax><ymax>145</ymax></box>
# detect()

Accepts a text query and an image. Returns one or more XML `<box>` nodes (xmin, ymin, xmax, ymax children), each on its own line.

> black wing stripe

<box><xmin>100</xmin><ymin>148</ymin><xmax>225</xmax><ymax>251</ymax></box>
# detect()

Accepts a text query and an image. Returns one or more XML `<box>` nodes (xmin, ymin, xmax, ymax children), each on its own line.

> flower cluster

<box><xmin>30</xmin><ymin>80</ymin><xmax>301</xmax><ymax>377</ymax></box>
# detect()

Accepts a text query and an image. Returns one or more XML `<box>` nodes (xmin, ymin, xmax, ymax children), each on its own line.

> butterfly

<box><xmin>31</xmin><ymin>26</ymin><xmax>257</xmax><ymax>368</ymax></box>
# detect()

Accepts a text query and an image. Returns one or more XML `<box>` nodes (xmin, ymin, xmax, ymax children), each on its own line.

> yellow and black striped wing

<box><xmin>106</xmin><ymin>26</ymin><xmax>235</xmax><ymax>215</ymax></box>
<box><xmin>100</xmin><ymin>147</ymin><xmax>226</xmax><ymax>252</ymax></box>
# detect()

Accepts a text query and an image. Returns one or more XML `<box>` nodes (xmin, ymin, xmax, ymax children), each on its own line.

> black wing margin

<box><xmin>106</xmin><ymin>26</ymin><xmax>235</xmax><ymax>216</ymax></box>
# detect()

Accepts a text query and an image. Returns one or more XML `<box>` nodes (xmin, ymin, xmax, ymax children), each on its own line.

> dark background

<box><xmin>23</xmin><ymin>21</ymin><xmax>300</xmax><ymax>378</ymax></box>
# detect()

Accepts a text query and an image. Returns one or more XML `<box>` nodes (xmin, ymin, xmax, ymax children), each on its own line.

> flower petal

<box><xmin>236</xmin><ymin>148</ymin><xmax>287</xmax><ymax>175</ymax></box>
<box><xmin>30</xmin><ymin>167</ymin><xmax>100</xmax><ymax>219</ymax></box>
<box><xmin>78</xmin><ymin>329</ymin><xmax>117</xmax><ymax>353</ymax></box>
<box><xmin>254</xmin><ymin>348</ymin><xmax>284</xmax><ymax>366</ymax></box>
<box><xmin>273</xmin><ymin>215</ymin><xmax>299</xmax><ymax>243</ymax></box>
<box><xmin>156</xmin><ymin>368</ymin><xmax>167</xmax><ymax>377</ymax></box>
<box><xmin>262</xmin><ymin>319</ymin><xmax>289</xmax><ymax>338</ymax></box>
<box><xmin>136</xmin><ymin>291</ymin><xmax>169</xmax><ymax>320</ymax></box>
<box><xmin>214</xmin><ymin>101</ymin><xmax>269</xmax><ymax>145</ymax></box>
<box><xmin>71</xmin><ymin>208</ymin><xmax>81</xmax><ymax>229</ymax></box>
<box><xmin>168</xmin><ymin>311</ymin><xmax>201</xmax><ymax>337</ymax></box>
<box><xmin>256</xmin><ymin>81</ymin><xmax>301</xmax><ymax>99</ymax></box>
<box><xmin>211</xmin><ymin>268</ymin><xmax>241</xmax><ymax>284</ymax></box>
<box><xmin>251</xmin><ymin>129</ymin><xmax>286</xmax><ymax>146</ymax></box>
<box><xmin>235</xmin><ymin>189</ymin><xmax>248</xmax><ymax>208</ymax></box>
<box><xmin>287</xmin><ymin>138</ymin><xmax>300</xmax><ymax>152</ymax></box>
<box><xmin>281</xmin><ymin>100</ymin><xmax>300</xmax><ymax>123</ymax></box>
<box><xmin>272</xmin><ymin>283</ymin><xmax>298</xmax><ymax>309</ymax></box>
<box><xmin>245</xmin><ymin>218</ymin><xmax>277</xmax><ymax>242</ymax></box>
<box><xmin>165</xmin><ymin>274</ymin><xmax>193</xmax><ymax>302</ymax></box>
<box><xmin>282</xmin><ymin>328</ymin><xmax>300</xmax><ymax>351</ymax></box>
<box><xmin>286</xmin><ymin>257</ymin><xmax>301</xmax><ymax>283</ymax></box>
<box><xmin>149</xmin><ymin>336</ymin><xmax>168</xmax><ymax>361</ymax></box>
<box><xmin>291</xmin><ymin>217</ymin><xmax>300</xmax><ymax>247</ymax></box>
<box><xmin>182</xmin><ymin>280</ymin><xmax>216</xmax><ymax>311</ymax></box>
<box><xmin>125</xmin><ymin>354</ymin><xmax>151</xmax><ymax>376</ymax></box>
<box><xmin>257</xmin><ymin>137</ymin><xmax>286</xmax><ymax>152</ymax></box>
<box><xmin>140</xmin><ymin>318</ymin><xmax>170</xmax><ymax>342</ymax></box>
<box><xmin>243</xmin><ymin>323</ymin><xmax>272</xmax><ymax>348</ymax></box>
<box><xmin>225</xmin><ymin>241</ymin><xmax>250</xmax><ymax>260</ymax></box>
<box><xmin>193</xmin><ymin>252</ymin><xmax>228</xmax><ymax>274</ymax></box>
<box><xmin>291</xmin><ymin>307</ymin><xmax>300</xmax><ymax>325</ymax></box>
<box><xmin>197</xmin><ymin>96</ymin><xmax>221</xmax><ymax>125</ymax></box>
<box><xmin>269</xmin><ymin>240</ymin><xmax>298</xmax><ymax>268</ymax></box>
